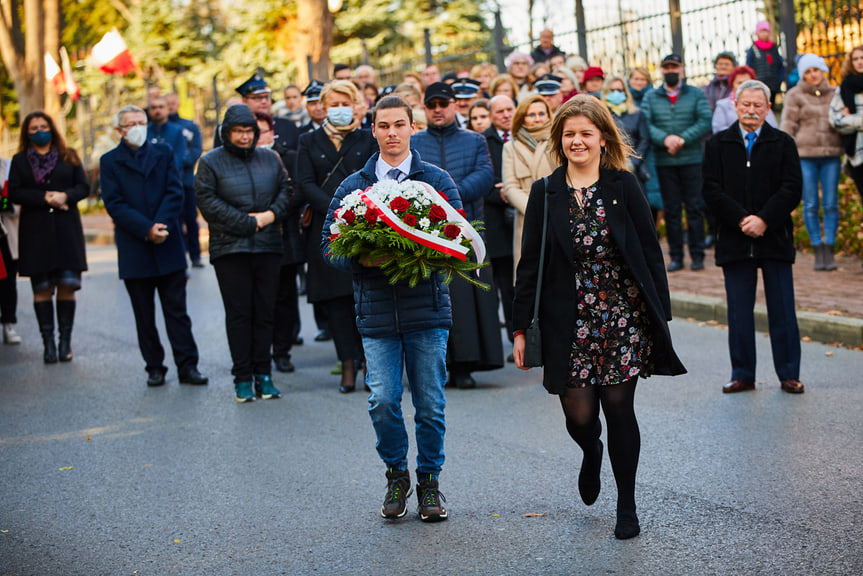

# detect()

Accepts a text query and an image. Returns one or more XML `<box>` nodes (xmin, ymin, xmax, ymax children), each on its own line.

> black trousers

<box><xmin>656</xmin><ymin>163</ymin><xmax>706</xmax><ymax>262</ymax></box>
<box><xmin>181</xmin><ymin>185</ymin><xmax>201</xmax><ymax>263</ymax></box>
<box><xmin>272</xmin><ymin>263</ymin><xmax>301</xmax><ymax>359</ymax></box>
<box><xmin>213</xmin><ymin>253</ymin><xmax>281</xmax><ymax>380</ymax></box>
<box><xmin>847</xmin><ymin>162</ymin><xmax>863</xmax><ymax>204</ymax></box>
<box><xmin>325</xmin><ymin>294</ymin><xmax>361</xmax><ymax>362</ymax></box>
<box><xmin>0</xmin><ymin>236</ymin><xmax>17</xmax><ymax>324</ymax></box>
<box><xmin>124</xmin><ymin>269</ymin><xmax>199</xmax><ymax>374</ymax></box>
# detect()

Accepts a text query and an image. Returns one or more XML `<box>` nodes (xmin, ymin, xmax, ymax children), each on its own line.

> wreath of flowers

<box><xmin>327</xmin><ymin>179</ymin><xmax>489</xmax><ymax>289</ymax></box>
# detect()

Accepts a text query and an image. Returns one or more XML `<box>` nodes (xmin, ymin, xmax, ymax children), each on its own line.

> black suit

<box><xmin>482</xmin><ymin>126</ymin><xmax>515</xmax><ymax>340</ymax></box>
<box><xmin>513</xmin><ymin>167</ymin><xmax>686</xmax><ymax>395</ymax></box>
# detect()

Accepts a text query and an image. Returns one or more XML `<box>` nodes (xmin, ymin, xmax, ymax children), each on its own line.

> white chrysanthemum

<box><xmin>419</xmin><ymin>217</ymin><xmax>431</xmax><ymax>230</ymax></box>
<box><xmin>354</xmin><ymin>204</ymin><xmax>367</xmax><ymax>215</ymax></box>
<box><xmin>430</xmin><ymin>229</ymin><xmax>441</xmax><ymax>237</ymax></box>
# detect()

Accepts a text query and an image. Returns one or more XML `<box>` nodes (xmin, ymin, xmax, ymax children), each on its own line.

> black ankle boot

<box><xmin>339</xmin><ymin>359</ymin><xmax>356</xmax><ymax>393</ymax></box>
<box><xmin>56</xmin><ymin>300</ymin><xmax>76</xmax><ymax>362</ymax></box>
<box><xmin>34</xmin><ymin>301</ymin><xmax>57</xmax><ymax>364</ymax></box>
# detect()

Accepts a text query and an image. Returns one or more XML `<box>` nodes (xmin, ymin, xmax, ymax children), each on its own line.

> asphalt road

<box><xmin>1</xmin><ymin>245</ymin><xmax>862</xmax><ymax>576</ymax></box>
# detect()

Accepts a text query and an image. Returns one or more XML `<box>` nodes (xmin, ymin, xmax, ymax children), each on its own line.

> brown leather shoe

<box><xmin>722</xmin><ymin>379</ymin><xmax>755</xmax><ymax>393</ymax></box>
<box><xmin>780</xmin><ymin>379</ymin><xmax>805</xmax><ymax>394</ymax></box>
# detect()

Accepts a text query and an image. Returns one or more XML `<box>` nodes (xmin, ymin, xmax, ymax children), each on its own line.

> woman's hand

<box><xmin>513</xmin><ymin>333</ymin><xmax>530</xmax><ymax>370</ymax></box>
<box><xmin>44</xmin><ymin>191</ymin><xmax>69</xmax><ymax>210</ymax></box>
<box><xmin>250</xmin><ymin>210</ymin><xmax>276</xmax><ymax>231</ymax></box>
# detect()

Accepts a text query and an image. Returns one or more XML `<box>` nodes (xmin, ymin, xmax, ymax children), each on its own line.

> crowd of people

<box><xmin>2</xmin><ymin>20</ymin><xmax>861</xmax><ymax>536</ymax></box>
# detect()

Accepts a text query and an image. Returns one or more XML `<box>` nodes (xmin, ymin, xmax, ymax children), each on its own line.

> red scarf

<box><xmin>754</xmin><ymin>40</ymin><xmax>775</xmax><ymax>65</ymax></box>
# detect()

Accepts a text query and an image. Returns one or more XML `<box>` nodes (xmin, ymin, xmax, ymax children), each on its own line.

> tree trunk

<box><xmin>0</xmin><ymin>0</ymin><xmax>45</xmax><ymax>116</ymax></box>
<box><xmin>43</xmin><ymin>0</ymin><xmax>62</xmax><ymax>123</ymax></box>
<box><xmin>295</xmin><ymin>0</ymin><xmax>332</xmax><ymax>86</ymax></box>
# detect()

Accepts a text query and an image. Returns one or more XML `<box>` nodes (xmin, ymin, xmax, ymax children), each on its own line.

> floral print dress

<box><xmin>568</xmin><ymin>184</ymin><xmax>653</xmax><ymax>388</ymax></box>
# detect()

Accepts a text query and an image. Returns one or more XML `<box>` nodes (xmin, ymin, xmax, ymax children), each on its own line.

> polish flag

<box><xmin>91</xmin><ymin>29</ymin><xmax>135</xmax><ymax>75</ymax></box>
<box><xmin>60</xmin><ymin>47</ymin><xmax>80</xmax><ymax>100</ymax></box>
<box><xmin>44</xmin><ymin>53</ymin><xmax>66</xmax><ymax>94</ymax></box>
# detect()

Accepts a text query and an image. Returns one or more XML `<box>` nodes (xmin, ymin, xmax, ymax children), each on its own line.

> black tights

<box><xmin>559</xmin><ymin>378</ymin><xmax>640</xmax><ymax>517</ymax></box>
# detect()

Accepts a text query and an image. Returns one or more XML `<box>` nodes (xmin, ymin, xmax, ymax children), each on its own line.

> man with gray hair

<box><xmin>702</xmin><ymin>80</ymin><xmax>805</xmax><ymax>395</ymax></box>
<box><xmin>100</xmin><ymin>105</ymin><xmax>207</xmax><ymax>388</ymax></box>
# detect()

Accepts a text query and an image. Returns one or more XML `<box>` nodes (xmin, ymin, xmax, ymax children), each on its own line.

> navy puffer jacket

<box><xmin>411</xmin><ymin>122</ymin><xmax>494</xmax><ymax>223</ymax></box>
<box><xmin>321</xmin><ymin>151</ymin><xmax>462</xmax><ymax>338</ymax></box>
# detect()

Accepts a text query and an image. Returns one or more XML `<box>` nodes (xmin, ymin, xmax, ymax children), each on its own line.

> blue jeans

<box><xmin>363</xmin><ymin>328</ymin><xmax>448</xmax><ymax>478</ymax></box>
<box><xmin>800</xmin><ymin>157</ymin><xmax>840</xmax><ymax>246</ymax></box>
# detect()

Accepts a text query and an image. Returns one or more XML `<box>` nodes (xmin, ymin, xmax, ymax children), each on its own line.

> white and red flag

<box><xmin>91</xmin><ymin>29</ymin><xmax>136</xmax><ymax>75</ymax></box>
<box><xmin>60</xmin><ymin>47</ymin><xmax>80</xmax><ymax>100</ymax></box>
<box><xmin>44</xmin><ymin>53</ymin><xmax>66</xmax><ymax>94</ymax></box>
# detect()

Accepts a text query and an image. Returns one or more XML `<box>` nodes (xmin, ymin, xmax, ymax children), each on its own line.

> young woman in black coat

<box><xmin>296</xmin><ymin>80</ymin><xmax>378</xmax><ymax>392</ymax></box>
<box><xmin>8</xmin><ymin>111</ymin><xmax>88</xmax><ymax>363</ymax></box>
<box><xmin>512</xmin><ymin>96</ymin><xmax>686</xmax><ymax>540</ymax></box>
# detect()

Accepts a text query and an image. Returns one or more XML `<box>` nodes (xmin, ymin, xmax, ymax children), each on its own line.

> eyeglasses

<box><xmin>425</xmin><ymin>100</ymin><xmax>452</xmax><ymax>110</ymax></box>
<box><xmin>120</xmin><ymin>122</ymin><xmax>147</xmax><ymax>129</ymax></box>
<box><xmin>230</xmin><ymin>127</ymin><xmax>256</xmax><ymax>135</ymax></box>
<box><xmin>525</xmin><ymin>111</ymin><xmax>548</xmax><ymax>119</ymax></box>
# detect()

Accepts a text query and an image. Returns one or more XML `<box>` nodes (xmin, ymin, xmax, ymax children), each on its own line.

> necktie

<box><xmin>745</xmin><ymin>132</ymin><xmax>757</xmax><ymax>158</ymax></box>
<box><xmin>386</xmin><ymin>168</ymin><xmax>403</xmax><ymax>182</ymax></box>
<box><xmin>502</xmin><ymin>131</ymin><xmax>510</xmax><ymax>143</ymax></box>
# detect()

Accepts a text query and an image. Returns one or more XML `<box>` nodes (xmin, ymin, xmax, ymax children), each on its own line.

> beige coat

<box><xmin>502</xmin><ymin>137</ymin><xmax>557</xmax><ymax>271</ymax></box>
<box><xmin>780</xmin><ymin>80</ymin><xmax>843</xmax><ymax>158</ymax></box>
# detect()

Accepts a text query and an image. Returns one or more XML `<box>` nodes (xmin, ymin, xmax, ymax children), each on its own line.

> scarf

<box><xmin>607</xmin><ymin>102</ymin><xmax>628</xmax><ymax>116</ymax></box>
<box><xmin>627</xmin><ymin>84</ymin><xmax>649</xmax><ymax>105</ymax></box>
<box><xmin>754</xmin><ymin>40</ymin><xmax>775</xmax><ymax>65</ymax></box>
<box><xmin>323</xmin><ymin>117</ymin><xmax>361</xmax><ymax>151</ymax></box>
<box><xmin>516</xmin><ymin>122</ymin><xmax>551</xmax><ymax>152</ymax></box>
<box><xmin>26</xmin><ymin>146</ymin><xmax>59</xmax><ymax>184</ymax></box>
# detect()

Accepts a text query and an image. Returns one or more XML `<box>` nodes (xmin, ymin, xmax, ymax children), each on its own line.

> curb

<box><xmin>671</xmin><ymin>292</ymin><xmax>863</xmax><ymax>348</ymax></box>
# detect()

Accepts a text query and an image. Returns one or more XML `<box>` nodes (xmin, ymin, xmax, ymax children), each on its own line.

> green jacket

<box><xmin>642</xmin><ymin>83</ymin><xmax>712</xmax><ymax>167</ymax></box>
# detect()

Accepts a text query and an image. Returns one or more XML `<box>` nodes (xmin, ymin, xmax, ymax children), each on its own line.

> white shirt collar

<box><xmin>739</xmin><ymin>123</ymin><xmax>763</xmax><ymax>141</ymax></box>
<box><xmin>375</xmin><ymin>152</ymin><xmax>413</xmax><ymax>182</ymax></box>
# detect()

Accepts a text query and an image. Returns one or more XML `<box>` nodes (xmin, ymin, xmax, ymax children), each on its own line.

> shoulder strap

<box><xmin>531</xmin><ymin>176</ymin><xmax>550</xmax><ymax>323</ymax></box>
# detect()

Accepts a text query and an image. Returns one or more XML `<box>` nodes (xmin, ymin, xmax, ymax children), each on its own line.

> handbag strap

<box><xmin>531</xmin><ymin>176</ymin><xmax>549</xmax><ymax>323</ymax></box>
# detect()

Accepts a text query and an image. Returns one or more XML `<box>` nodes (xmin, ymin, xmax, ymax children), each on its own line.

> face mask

<box><xmin>257</xmin><ymin>142</ymin><xmax>273</xmax><ymax>149</ymax></box>
<box><xmin>605</xmin><ymin>90</ymin><xmax>627</xmax><ymax>106</ymax></box>
<box><xmin>125</xmin><ymin>124</ymin><xmax>147</xmax><ymax>147</ymax></box>
<box><xmin>327</xmin><ymin>106</ymin><xmax>354</xmax><ymax>127</ymax></box>
<box><xmin>663</xmin><ymin>72</ymin><xmax>680</xmax><ymax>87</ymax></box>
<box><xmin>28</xmin><ymin>130</ymin><xmax>52</xmax><ymax>147</ymax></box>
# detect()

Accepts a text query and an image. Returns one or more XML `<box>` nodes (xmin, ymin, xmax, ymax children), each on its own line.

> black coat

<box><xmin>482</xmin><ymin>126</ymin><xmax>514</xmax><ymax>259</ymax></box>
<box><xmin>296</xmin><ymin>127</ymin><xmax>377</xmax><ymax>302</ymax></box>
<box><xmin>513</xmin><ymin>167</ymin><xmax>686</xmax><ymax>394</ymax></box>
<box><xmin>702</xmin><ymin>122</ymin><xmax>802</xmax><ymax>266</ymax></box>
<box><xmin>8</xmin><ymin>151</ymin><xmax>89</xmax><ymax>277</ymax></box>
<box><xmin>271</xmin><ymin>140</ymin><xmax>304</xmax><ymax>266</ymax></box>
<box><xmin>195</xmin><ymin>146</ymin><xmax>291</xmax><ymax>261</ymax></box>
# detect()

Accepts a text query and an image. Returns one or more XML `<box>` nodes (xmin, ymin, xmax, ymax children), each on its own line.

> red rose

<box><xmin>365</xmin><ymin>208</ymin><xmax>380</xmax><ymax>224</ymax></box>
<box><xmin>389</xmin><ymin>196</ymin><xmax>410</xmax><ymax>213</ymax></box>
<box><xmin>443</xmin><ymin>224</ymin><xmax>460</xmax><ymax>239</ymax></box>
<box><xmin>456</xmin><ymin>208</ymin><xmax>467</xmax><ymax>218</ymax></box>
<box><xmin>429</xmin><ymin>204</ymin><xmax>447</xmax><ymax>223</ymax></box>
<box><xmin>403</xmin><ymin>213</ymin><xmax>417</xmax><ymax>227</ymax></box>
<box><xmin>343</xmin><ymin>209</ymin><xmax>356</xmax><ymax>224</ymax></box>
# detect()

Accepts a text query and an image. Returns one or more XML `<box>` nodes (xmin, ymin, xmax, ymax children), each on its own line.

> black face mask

<box><xmin>664</xmin><ymin>72</ymin><xmax>680</xmax><ymax>87</ymax></box>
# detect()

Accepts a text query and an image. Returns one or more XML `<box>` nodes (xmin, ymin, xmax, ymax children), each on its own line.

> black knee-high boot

<box><xmin>57</xmin><ymin>300</ymin><xmax>76</xmax><ymax>362</ymax></box>
<box><xmin>34</xmin><ymin>301</ymin><xmax>57</xmax><ymax>364</ymax></box>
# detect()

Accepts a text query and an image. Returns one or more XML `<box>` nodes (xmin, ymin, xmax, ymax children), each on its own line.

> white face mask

<box><xmin>257</xmin><ymin>142</ymin><xmax>273</xmax><ymax>149</ymax></box>
<box><xmin>125</xmin><ymin>124</ymin><xmax>147</xmax><ymax>147</ymax></box>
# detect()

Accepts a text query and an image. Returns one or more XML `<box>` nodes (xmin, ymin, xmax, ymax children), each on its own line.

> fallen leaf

<box><xmin>801</xmin><ymin>336</ymin><xmax>812</xmax><ymax>342</ymax></box>
<box><xmin>174</xmin><ymin>539</ymin><xmax>181</xmax><ymax>543</ymax></box>
<box><xmin>86</xmin><ymin>436</ymin><xmax>91</xmax><ymax>441</ymax></box>
<box><xmin>522</xmin><ymin>512</ymin><xmax>546</xmax><ymax>518</ymax></box>
<box><xmin>491</xmin><ymin>514</ymin><xmax>499</xmax><ymax>517</ymax></box>
<box><xmin>826</xmin><ymin>310</ymin><xmax>843</xmax><ymax>316</ymax></box>
<box><xmin>59</xmin><ymin>466</ymin><xmax>73</xmax><ymax>471</ymax></box>
<box><xmin>686</xmin><ymin>317</ymin><xmax>696</xmax><ymax>323</ymax></box>
<box><xmin>1</xmin><ymin>530</ymin><xmax>9</xmax><ymax>533</ymax></box>
<box><xmin>825</xmin><ymin>351</ymin><xmax>834</xmax><ymax>357</ymax></box>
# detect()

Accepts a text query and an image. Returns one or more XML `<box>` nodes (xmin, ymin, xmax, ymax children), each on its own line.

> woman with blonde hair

<box><xmin>296</xmin><ymin>80</ymin><xmax>378</xmax><ymax>392</ymax></box>
<box><xmin>490</xmin><ymin>74</ymin><xmax>520</xmax><ymax>102</ymax></box>
<box><xmin>512</xmin><ymin>95</ymin><xmax>685</xmax><ymax>539</ymax></box>
<box><xmin>470</xmin><ymin>63</ymin><xmax>498</xmax><ymax>97</ymax></box>
<box><xmin>503</xmin><ymin>94</ymin><xmax>557</xmax><ymax>269</ymax></box>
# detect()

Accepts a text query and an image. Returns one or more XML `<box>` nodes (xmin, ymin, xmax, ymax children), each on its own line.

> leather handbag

<box><xmin>523</xmin><ymin>176</ymin><xmax>549</xmax><ymax>368</ymax></box>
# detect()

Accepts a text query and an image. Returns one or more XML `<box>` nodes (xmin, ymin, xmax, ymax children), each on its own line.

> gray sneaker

<box><xmin>381</xmin><ymin>469</ymin><xmax>412</xmax><ymax>519</ymax></box>
<box><xmin>416</xmin><ymin>475</ymin><xmax>448</xmax><ymax>522</ymax></box>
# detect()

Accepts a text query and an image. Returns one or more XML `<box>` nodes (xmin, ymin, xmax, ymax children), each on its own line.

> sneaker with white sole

<box><xmin>381</xmin><ymin>468</ymin><xmax>412</xmax><ymax>519</ymax></box>
<box><xmin>416</xmin><ymin>475</ymin><xmax>448</xmax><ymax>522</ymax></box>
<box><xmin>3</xmin><ymin>323</ymin><xmax>22</xmax><ymax>345</ymax></box>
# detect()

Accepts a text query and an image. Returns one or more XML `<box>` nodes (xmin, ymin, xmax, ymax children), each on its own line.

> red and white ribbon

<box><xmin>359</xmin><ymin>182</ymin><xmax>486</xmax><ymax>263</ymax></box>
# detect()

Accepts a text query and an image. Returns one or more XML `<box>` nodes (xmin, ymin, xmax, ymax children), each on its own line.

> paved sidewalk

<box><xmin>81</xmin><ymin>211</ymin><xmax>863</xmax><ymax>347</ymax></box>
